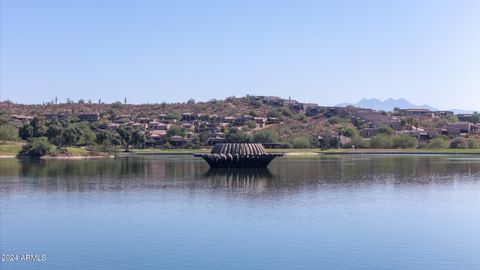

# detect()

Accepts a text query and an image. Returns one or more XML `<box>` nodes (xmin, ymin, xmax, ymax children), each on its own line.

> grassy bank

<box><xmin>0</xmin><ymin>141</ymin><xmax>93</xmax><ymax>157</ymax></box>
<box><xmin>319</xmin><ymin>148</ymin><xmax>480</xmax><ymax>154</ymax></box>
<box><xmin>2</xmin><ymin>142</ymin><xmax>479</xmax><ymax>158</ymax></box>
<box><xmin>0</xmin><ymin>141</ymin><xmax>23</xmax><ymax>156</ymax></box>
<box><xmin>129</xmin><ymin>148</ymin><xmax>480</xmax><ymax>155</ymax></box>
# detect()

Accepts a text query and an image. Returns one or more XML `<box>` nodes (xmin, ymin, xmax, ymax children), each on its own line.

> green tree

<box><xmin>110</xmin><ymin>135</ymin><xmax>122</xmax><ymax>150</ymax></box>
<box><xmin>63</xmin><ymin>126</ymin><xmax>80</xmax><ymax>146</ymax></box>
<box><xmin>46</xmin><ymin>121</ymin><xmax>65</xmax><ymax>146</ymax></box>
<box><xmin>95</xmin><ymin>129</ymin><xmax>112</xmax><ymax>145</ymax></box>
<box><xmin>116</xmin><ymin>126</ymin><xmax>133</xmax><ymax>151</ymax></box>
<box><xmin>252</xmin><ymin>130</ymin><xmax>278</xmax><ymax>143</ymax></box>
<box><xmin>17</xmin><ymin>137</ymin><xmax>55</xmax><ymax>157</ymax></box>
<box><xmin>392</xmin><ymin>134</ymin><xmax>418</xmax><ymax>149</ymax></box>
<box><xmin>426</xmin><ymin>136</ymin><xmax>449</xmax><ymax>149</ymax></box>
<box><xmin>291</xmin><ymin>137</ymin><xmax>311</xmax><ymax>148</ymax></box>
<box><xmin>317</xmin><ymin>134</ymin><xmax>339</xmax><ymax>149</ymax></box>
<box><xmin>444</xmin><ymin>115</ymin><xmax>458</xmax><ymax>123</ymax></box>
<box><xmin>349</xmin><ymin>135</ymin><xmax>369</xmax><ymax>148</ymax></box>
<box><xmin>338</xmin><ymin>125</ymin><xmax>359</xmax><ymax>138</ymax></box>
<box><xmin>18</xmin><ymin>117</ymin><xmax>46</xmax><ymax>139</ymax></box>
<box><xmin>0</xmin><ymin>124</ymin><xmax>18</xmax><ymax>143</ymax></box>
<box><xmin>369</xmin><ymin>134</ymin><xmax>394</xmax><ymax>149</ymax></box>
<box><xmin>199</xmin><ymin>131</ymin><xmax>210</xmax><ymax>145</ymax></box>
<box><xmin>30</xmin><ymin>117</ymin><xmax>47</xmax><ymax>137</ymax></box>
<box><xmin>166</xmin><ymin>112</ymin><xmax>182</xmax><ymax>121</ymax></box>
<box><xmin>95</xmin><ymin>130</ymin><xmax>114</xmax><ymax>152</ymax></box>
<box><xmin>377</xmin><ymin>126</ymin><xmax>393</xmax><ymax>135</ymax></box>
<box><xmin>19</xmin><ymin>123</ymin><xmax>33</xmax><ymax>140</ymax></box>
<box><xmin>167</xmin><ymin>126</ymin><xmax>187</xmax><ymax>137</ymax></box>
<box><xmin>226</xmin><ymin>128</ymin><xmax>250</xmax><ymax>143</ymax></box>
<box><xmin>131</xmin><ymin>130</ymin><xmax>146</xmax><ymax>148</ymax></box>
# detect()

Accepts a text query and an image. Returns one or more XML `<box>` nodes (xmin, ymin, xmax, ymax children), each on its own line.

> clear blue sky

<box><xmin>1</xmin><ymin>0</ymin><xmax>479</xmax><ymax>110</ymax></box>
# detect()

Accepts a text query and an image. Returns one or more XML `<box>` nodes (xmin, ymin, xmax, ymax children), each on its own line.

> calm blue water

<box><xmin>1</xmin><ymin>155</ymin><xmax>479</xmax><ymax>269</ymax></box>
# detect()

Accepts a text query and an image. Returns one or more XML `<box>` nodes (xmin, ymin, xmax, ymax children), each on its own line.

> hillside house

<box><xmin>78</xmin><ymin>113</ymin><xmax>100</xmax><ymax>122</ymax></box>
<box><xmin>181</xmin><ymin>113</ymin><xmax>197</xmax><ymax>121</ymax></box>
<box><xmin>106</xmin><ymin>123</ymin><xmax>120</xmax><ymax>131</ymax></box>
<box><xmin>457</xmin><ymin>114</ymin><xmax>474</xmax><ymax>122</ymax></box>
<box><xmin>170</xmin><ymin>135</ymin><xmax>185</xmax><ymax>148</ymax></box>
<box><xmin>181</xmin><ymin>123</ymin><xmax>195</xmax><ymax>131</ymax></box>
<box><xmin>10</xmin><ymin>115</ymin><xmax>34</xmax><ymax>122</ymax></box>
<box><xmin>146</xmin><ymin>130</ymin><xmax>167</xmax><ymax>147</ymax></box>
<box><xmin>305</xmin><ymin>106</ymin><xmax>324</xmax><ymax>117</ymax></box>
<box><xmin>130</xmin><ymin>123</ymin><xmax>147</xmax><ymax>131</ymax></box>
<box><xmin>360</xmin><ymin>128</ymin><xmax>379</xmax><ymax>138</ymax></box>
<box><xmin>148</xmin><ymin>121</ymin><xmax>168</xmax><ymax>130</ymax></box>
<box><xmin>445</xmin><ymin>122</ymin><xmax>479</xmax><ymax>136</ymax></box>
<box><xmin>44</xmin><ymin>112</ymin><xmax>68</xmax><ymax>121</ymax></box>
<box><xmin>266</xmin><ymin>117</ymin><xmax>281</xmax><ymax>125</ymax></box>
<box><xmin>398</xmin><ymin>109</ymin><xmax>433</xmax><ymax>117</ymax></box>
<box><xmin>207</xmin><ymin>136</ymin><xmax>228</xmax><ymax>146</ymax></box>
<box><xmin>434</xmin><ymin>111</ymin><xmax>454</xmax><ymax>118</ymax></box>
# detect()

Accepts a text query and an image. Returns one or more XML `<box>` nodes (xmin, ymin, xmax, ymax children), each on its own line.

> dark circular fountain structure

<box><xmin>194</xmin><ymin>143</ymin><xmax>283</xmax><ymax>168</ymax></box>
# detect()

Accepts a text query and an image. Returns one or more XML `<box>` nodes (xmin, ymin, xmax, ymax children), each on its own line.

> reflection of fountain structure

<box><xmin>205</xmin><ymin>168</ymin><xmax>273</xmax><ymax>191</ymax></box>
<box><xmin>194</xmin><ymin>143</ymin><xmax>283</xmax><ymax>168</ymax></box>
<box><xmin>205</xmin><ymin>168</ymin><xmax>273</xmax><ymax>179</ymax></box>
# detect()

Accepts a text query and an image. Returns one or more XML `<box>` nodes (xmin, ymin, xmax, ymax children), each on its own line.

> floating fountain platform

<box><xmin>194</xmin><ymin>143</ymin><xmax>283</xmax><ymax>168</ymax></box>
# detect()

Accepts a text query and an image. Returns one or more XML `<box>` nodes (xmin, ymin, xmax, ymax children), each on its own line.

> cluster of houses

<box><xmin>320</xmin><ymin>107</ymin><xmax>480</xmax><ymax>142</ymax></box>
<box><xmin>7</xmin><ymin>96</ymin><xmax>480</xmax><ymax>148</ymax></box>
<box><xmin>9</xmin><ymin>111</ymin><xmax>273</xmax><ymax>148</ymax></box>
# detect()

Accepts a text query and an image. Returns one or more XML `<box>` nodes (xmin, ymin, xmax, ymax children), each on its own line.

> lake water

<box><xmin>1</xmin><ymin>155</ymin><xmax>479</xmax><ymax>269</ymax></box>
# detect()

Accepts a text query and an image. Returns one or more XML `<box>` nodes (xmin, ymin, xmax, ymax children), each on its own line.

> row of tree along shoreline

<box><xmin>1</xmin><ymin>95</ymin><xmax>480</xmax><ymax>157</ymax></box>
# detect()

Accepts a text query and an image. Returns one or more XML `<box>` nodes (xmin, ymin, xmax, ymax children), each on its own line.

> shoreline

<box><xmin>2</xmin><ymin>150</ymin><xmax>480</xmax><ymax>159</ymax></box>
<box><xmin>121</xmin><ymin>149</ymin><xmax>480</xmax><ymax>156</ymax></box>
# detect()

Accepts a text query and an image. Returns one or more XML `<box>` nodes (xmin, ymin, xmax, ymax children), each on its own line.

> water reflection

<box><xmin>205</xmin><ymin>168</ymin><xmax>273</xmax><ymax>192</ymax></box>
<box><xmin>1</xmin><ymin>155</ymin><xmax>480</xmax><ymax>195</ymax></box>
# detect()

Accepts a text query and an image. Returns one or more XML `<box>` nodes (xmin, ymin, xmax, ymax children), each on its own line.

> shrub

<box><xmin>328</xmin><ymin>116</ymin><xmax>341</xmax><ymax>125</ymax></box>
<box><xmin>290</xmin><ymin>137</ymin><xmax>311</xmax><ymax>148</ymax></box>
<box><xmin>252</xmin><ymin>130</ymin><xmax>278</xmax><ymax>143</ymax></box>
<box><xmin>348</xmin><ymin>135</ymin><xmax>369</xmax><ymax>148</ymax></box>
<box><xmin>340</xmin><ymin>126</ymin><xmax>359</xmax><ymax>138</ymax></box>
<box><xmin>226</xmin><ymin>128</ymin><xmax>250</xmax><ymax>143</ymax></box>
<box><xmin>246</xmin><ymin>120</ymin><xmax>257</xmax><ymax>129</ymax></box>
<box><xmin>467</xmin><ymin>138</ymin><xmax>480</xmax><ymax>149</ymax></box>
<box><xmin>0</xmin><ymin>124</ymin><xmax>18</xmax><ymax>143</ymax></box>
<box><xmin>17</xmin><ymin>137</ymin><xmax>55</xmax><ymax>157</ymax></box>
<box><xmin>267</xmin><ymin>110</ymin><xmax>281</xmax><ymax>118</ymax></box>
<box><xmin>393</xmin><ymin>135</ymin><xmax>418</xmax><ymax>149</ymax></box>
<box><xmin>163</xmin><ymin>142</ymin><xmax>172</xmax><ymax>149</ymax></box>
<box><xmin>281</xmin><ymin>109</ymin><xmax>292</xmax><ymax>117</ymax></box>
<box><xmin>449</xmin><ymin>137</ymin><xmax>468</xmax><ymax>149</ymax></box>
<box><xmin>167</xmin><ymin>126</ymin><xmax>187</xmax><ymax>137</ymax></box>
<box><xmin>426</xmin><ymin>136</ymin><xmax>449</xmax><ymax>149</ymax></box>
<box><xmin>317</xmin><ymin>134</ymin><xmax>339</xmax><ymax>149</ymax></box>
<box><xmin>369</xmin><ymin>134</ymin><xmax>394</xmax><ymax>149</ymax></box>
<box><xmin>184</xmin><ymin>142</ymin><xmax>194</xmax><ymax>149</ymax></box>
<box><xmin>377</xmin><ymin>126</ymin><xmax>393</xmax><ymax>135</ymax></box>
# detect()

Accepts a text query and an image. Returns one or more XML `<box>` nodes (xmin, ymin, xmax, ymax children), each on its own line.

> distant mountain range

<box><xmin>336</xmin><ymin>98</ymin><xmax>474</xmax><ymax>114</ymax></box>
